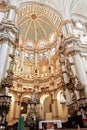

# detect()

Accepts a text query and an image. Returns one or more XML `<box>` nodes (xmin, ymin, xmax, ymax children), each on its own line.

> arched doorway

<box><xmin>40</xmin><ymin>94</ymin><xmax>52</xmax><ymax>120</ymax></box>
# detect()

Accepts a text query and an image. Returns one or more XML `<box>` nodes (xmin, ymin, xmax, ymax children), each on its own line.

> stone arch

<box><xmin>40</xmin><ymin>94</ymin><xmax>52</xmax><ymax>120</ymax></box>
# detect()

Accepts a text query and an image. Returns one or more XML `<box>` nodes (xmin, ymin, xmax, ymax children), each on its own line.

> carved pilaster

<box><xmin>52</xmin><ymin>99</ymin><xmax>58</xmax><ymax>119</ymax></box>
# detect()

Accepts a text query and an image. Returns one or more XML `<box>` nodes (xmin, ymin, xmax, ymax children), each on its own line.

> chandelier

<box><xmin>26</xmin><ymin>90</ymin><xmax>41</xmax><ymax>127</ymax></box>
<box><xmin>28</xmin><ymin>90</ymin><xmax>40</xmax><ymax>105</ymax></box>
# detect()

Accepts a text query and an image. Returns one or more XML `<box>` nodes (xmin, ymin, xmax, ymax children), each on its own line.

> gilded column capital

<box><xmin>0</xmin><ymin>22</ymin><xmax>19</xmax><ymax>47</ymax></box>
<box><xmin>62</xmin><ymin>36</ymin><xmax>80</xmax><ymax>56</ymax></box>
<box><xmin>64</xmin><ymin>35</ymin><xmax>80</xmax><ymax>44</ymax></box>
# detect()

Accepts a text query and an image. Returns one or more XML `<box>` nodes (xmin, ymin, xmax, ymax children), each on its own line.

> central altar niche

<box><xmin>25</xmin><ymin>90</ymin><xmax>41</xmax><ymax>128</ymax></box>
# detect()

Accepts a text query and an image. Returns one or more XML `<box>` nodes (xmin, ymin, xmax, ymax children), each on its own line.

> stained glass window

<box><xmin>29</xmin><ymin>53</ymin><xmax>34</xmax><ymax>61</ymax></box>
<box><xmin>26</xmin><ymin>42</ymin><xmax>34</xmax><ymax>48</ymax></box>
<box><xmin>38</xmin><ymin>53</ymin><xmax>44</xmax><ymax>60</ymax></box>
<box><xmin>39</xmin><ymin>41</ymin><xmax>47</xmax><ymax>48</ymax></box>
<box><xmin>44</xmin><ymin>51</ymin><xmax>48</xmax><ymax>59</ymax></box>
<box><xmin>49</xmin><ymin>32</ymin><xmax>57</xmax><ymax>43</ymax></box>
<box><xmin>24</xmin><ymin>52</ymin><xmax>29</xmax><ymax>59</ymax></box>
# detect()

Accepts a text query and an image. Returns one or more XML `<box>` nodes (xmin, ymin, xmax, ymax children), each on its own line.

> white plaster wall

<box><xmin>0</xmin><ymin>12</ymin><xmax>5</xmax><ymax>22</ymax></box>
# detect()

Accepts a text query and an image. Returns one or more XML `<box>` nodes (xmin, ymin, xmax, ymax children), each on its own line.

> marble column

<box><xmin>82</xmin><ymin>57</ymin><xmax>87</xmax><ymax>72</ymax></box>
<box><xmin>73</xmin><ymin>53</ymin><xmax>87</xmax><ymax>97</ymax></box>
<box><xmin>0</xmin><ymin>42</ymin><xmax>9</xmax><ymax>82</ymax></box>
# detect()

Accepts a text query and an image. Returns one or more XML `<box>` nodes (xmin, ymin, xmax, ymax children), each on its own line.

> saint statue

<box><xmin>60</xmin><ymin>91</ymin><xmax>66</xmax><ymax>104</ymax></box>
<box><xmin>31</xmin><ymin>90</ymin><xmax>36</xmax><ymax>102</ymax></box>
<box><xmin>5</xmin><ymin>87</ymin><xmax>9</xmax><ymax>95</ymax></box>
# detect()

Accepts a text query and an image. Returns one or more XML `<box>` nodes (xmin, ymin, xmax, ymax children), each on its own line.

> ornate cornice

<box><xmin>13</xmin><ymin>71</ymin><xmax>61</xmax><ymax>84</ymax></box>
<box><xmin>65</xmin><ymin>45</ymin><xmax>80</xmax><ymax>56</ymax></box>
<box><xmin>0</xmin><ymin>33</ymin><xmax>15</xmax><ymax>44</ymax></box>
<box><xmin>0</xmin><ymin>21</ymin><xmax>19</xmax><ymax>46</ymax></box>
<box><xmin>1</xmin><ymin>21</ymin><xmax>19</xmax><ymax>33</ymax></box>
<box><xmin>63</xmin><ymin>36</ymin><xmax>80</xmax><ymax>45</ymax></box>
<box><xmin>59</xmin><ymin>36</ymin><xmax>80</xmax><ymax>56</ymax></box>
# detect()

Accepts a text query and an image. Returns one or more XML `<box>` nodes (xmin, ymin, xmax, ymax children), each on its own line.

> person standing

<box><xmin>30</xmin><ymin>122</ymin><xmax>35</xmax><ymax>130</ymax></box>
<box><xmin>18</xmin><ymin>115</ymin><xmax>24</xmax><ymax>130</ymax></box>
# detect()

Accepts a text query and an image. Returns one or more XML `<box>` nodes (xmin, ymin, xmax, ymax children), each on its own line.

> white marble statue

<box><xmin>5</xmin><ymin>87</ymin><xmax>9</xmax><ymax>95</ymax></box>
<box><xmin>60</xmin><ymin>91</ymin><xmax>66</xmax><ymax>104</ymax></box>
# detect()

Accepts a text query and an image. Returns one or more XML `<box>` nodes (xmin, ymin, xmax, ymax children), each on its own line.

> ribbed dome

<box><xmin>19</xmin><ymin>12</ymin><xmax>56</xmax><ymax>48</ymax></box>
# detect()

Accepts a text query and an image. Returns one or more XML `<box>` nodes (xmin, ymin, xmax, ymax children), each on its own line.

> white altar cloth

<box><xmin>39</xmin><ymin>120</ymin><xmax>62</xmax><ymax>129</ymax></box>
